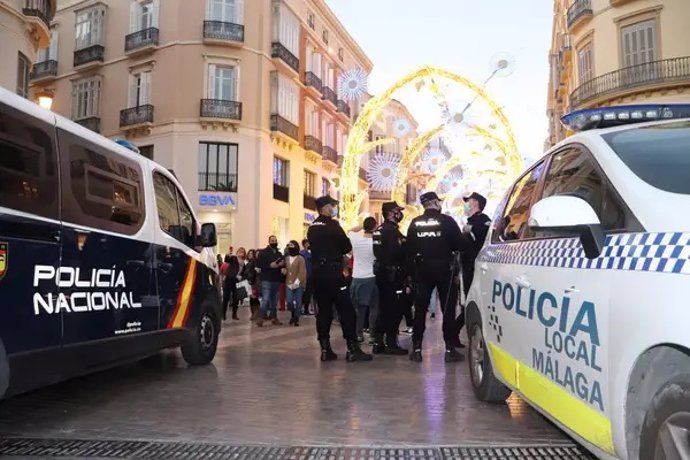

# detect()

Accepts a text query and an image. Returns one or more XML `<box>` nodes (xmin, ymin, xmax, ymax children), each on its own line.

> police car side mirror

<box><xmin>528</xmin><ymin>196</ymin><xmax>605</xmax><ymax>259</ymax></box>
<box><xmin>198</xmin><ymin>223</ymin><xmax>217</xmax><ymax>248</ymax></box>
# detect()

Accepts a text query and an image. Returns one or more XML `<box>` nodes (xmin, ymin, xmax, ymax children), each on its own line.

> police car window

<box><xmin>58</xmin><ymin>129</ymin><xmax>145</xmax><ymax>234</ymax></box>
<box><xmin>602</xmin><ymin>121</ymin><xmax>690</xmax><ymax>195</ymax></box>
<box><xmin>0</xmin><ymin>103</ymin><xmax>59</xmax><ymax>219</ymax></box>
<box><xmin>153</xmin><ymin>173</ymin><xmax>196</xmax><ymax>248</ymax></box>
<box><xmin>493</xmin><ymin>161</ymin><xmax>545</xmax><ymax>242</ymax></box>
<box><xmin>175</xmin><ymin>189</ymin><xmax>196</xmax><ymax>248</ymax></box>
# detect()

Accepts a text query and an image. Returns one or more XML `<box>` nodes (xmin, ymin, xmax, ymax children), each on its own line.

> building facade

<box><xmin>546</xmin><ymin>0</ymin><xmax>690</xmax><ymax>147</ymax></box>
<box><xmin>0</xmin><ymin>0</ymin><xmax>56</xmax><ymax>96</ymax></box>
<box><xmin>30</xmin><ymin>0</ymin><xmax>372</xmax><ymax>250</ymax></box>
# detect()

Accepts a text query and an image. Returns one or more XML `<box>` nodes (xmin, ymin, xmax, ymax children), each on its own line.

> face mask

<box><xmin>331</xmin><ymin>206</ymin><xmax>339</xmax><ymax>218</ymax></box>
<box><xmin>288</xmin><ymin>247</ymin><xmax>299</xmax><ymax>256</ymax></box>
<box><xmin>464</xmin><ymin>202</ymin><xmax>472</xmax><ymax>215</ymax></box>
<box><xmin>393</xmin><ymin>211</ymin><xmax>404</xmax><ymax>223</ymax></box>
<box><xmin>270</xmin><ymin>242</ymin><xmax>278</xmax><ymax>249</ymax></box>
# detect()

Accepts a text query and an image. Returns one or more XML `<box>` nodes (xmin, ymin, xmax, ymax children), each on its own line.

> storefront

<box><xmin>196</xmin><ymin>191</ymin><xmax>238</xmax><ymax>256</ymax></box>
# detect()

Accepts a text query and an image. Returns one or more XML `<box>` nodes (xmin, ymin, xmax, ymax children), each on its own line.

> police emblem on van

<box><xmin>0</xmin><ymin>242</ymin><xmax>7</xmax><ymax>281</ymax></box>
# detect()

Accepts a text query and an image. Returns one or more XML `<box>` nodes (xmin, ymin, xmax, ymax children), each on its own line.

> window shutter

<box><xmin>208</xmin><ymin>64</ymin><xmax>216</xmax><ymax>99</ymax></box>
<box><xmin>129</xmin><ymin>1</ymin><xmax>138</xmax><ymax>33</ymax></box>
<box><xmin>236</xmin><ymin>0</ymin><xmax>244</xmax><ymax>24</ymax></box>
<box><xmin>142</xmin><ymin>71</ymin><xmax>151</xmax><ymax>105</ymax></box>
<box><xmin>128</xmin><ymin>74</ymin><xmax>138</xmax><ymax>107</ymax></box>
<box><xmin>622</xmin><ymin>27</ymin><xmax>633</xmax><ymax>67</ymax></box>
<box><xmin>49</xmin><ymin>30</ymin><xmax>59</xmax><ymax>61</ymax></box>
<box><xmin>152</xmin><ymin>0</ymin><xmax>160</xmax><ymax>28</ymax></box>
<box><xmin>230</xmin><ymin>67</ymin><xmax>237</xmax><ymax>101</ymax></box>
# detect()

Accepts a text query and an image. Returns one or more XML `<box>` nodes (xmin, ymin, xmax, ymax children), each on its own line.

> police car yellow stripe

<box><xmin>488</xmin><ymin>341</ymin><xmax>615</xmax><ymax>455</ymax></box>
<box><xmin>168</xmin><ymin>258</ymin><xmax>197</xmax><ymax>329</ymax></box>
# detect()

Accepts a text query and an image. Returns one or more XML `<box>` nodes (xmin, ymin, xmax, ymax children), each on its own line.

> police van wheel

<box><xmin>467</xmin><ymin>311</ymin><xmax>511</xmax><ymax>403</ymax></box>
<box><xmin>181</xmin><ymin>303</ymin><xmax>219</xmax><ymax>366</ymax></box>
<box><xmin>640</xmin><ymin>378</ymin><xmax>690</xmax><ymax>460</ymax></box>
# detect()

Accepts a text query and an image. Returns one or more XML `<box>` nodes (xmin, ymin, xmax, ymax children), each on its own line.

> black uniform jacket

<box><xmin>307</xmin><ymin>215</ymin><xmax>352</xmax><ymax>264</ymax></box>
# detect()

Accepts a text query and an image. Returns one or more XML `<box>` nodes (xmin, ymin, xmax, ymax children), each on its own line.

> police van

<box><xmin>0</xmin><ymin>87</ymin><xmax>222</xmax><ymax>399</ymax></box>
<box><xmin>465</xmin><ymin>104</ymin><xmax>690</xmax><ymax>460</ymax></box>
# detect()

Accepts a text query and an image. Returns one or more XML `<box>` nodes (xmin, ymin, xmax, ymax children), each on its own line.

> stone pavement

<box><xmin>0</xmin><ymin>307</ymin><xmax>570</xmax><ymax>447</ymax></box>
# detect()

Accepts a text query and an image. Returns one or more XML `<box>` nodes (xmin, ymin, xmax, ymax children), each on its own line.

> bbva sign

<box><xmin>199</xmin><ymin>194</ymin><xmax>237</xmax><ymax>207</ymax></box>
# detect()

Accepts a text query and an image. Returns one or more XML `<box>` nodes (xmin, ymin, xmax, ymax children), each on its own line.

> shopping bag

<box><xmin>236</xmin><ymin>280</ymin><xmax>251</xmax><ymax>301</ymax></box>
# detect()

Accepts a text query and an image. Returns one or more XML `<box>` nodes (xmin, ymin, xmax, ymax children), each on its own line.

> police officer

<box><xmin>406</xmin><ymin>191</ymin><xmax>464</xmax><ymax>363</ymax></box>
<box><xmin>371</xmin><ymin>202</ymin><xmax>408</xmax><ymax>356</ymax></box>
<box><xmin>307</xmin><ymin>195</ymin><xmax>373</xmax><ymax>363</ymax></box>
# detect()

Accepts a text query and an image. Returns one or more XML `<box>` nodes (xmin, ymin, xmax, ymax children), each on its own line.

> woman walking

<box><xmin>244</xmin><ymin>249</ymin><xmax>261</xmax><ymax>321</ymax></box>
<box><xmin>284</xmin><ymin>240</ymin><xmax>307</xmax><ymax>326</ymax></box>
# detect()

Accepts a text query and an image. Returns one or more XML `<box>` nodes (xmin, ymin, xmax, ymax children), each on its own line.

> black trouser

<box><xmin>222</xmin><ymin>280</ymin><xmax>237</xmax><ymax>319</ymax></box>
<box><xmin>374</xmin><ymin>270</ymin><xmax>404</xmax><ymax>345</ymax></box>
<box><xmin>313</xmin><ymin>262</ymin><xmax>357</xmax><ymax>343</ymax></box>
<box><xmin>401</xmin><ymin>292</ymin><xmax>414</xmax><ymax>328</ymax></box>
<box><xmin>303</xmin><ymin>275</ymin><xmax>314</xmax><ymax>312</ymax></box>
<box><xmin>412</xmin><ymin>262</ymin><xmax>458</xmax><ymax>345</ymax></box>
<box><xmin>455</xmin><ymin>262</ymin><xmax>474</xmax><ymax>335</ymax></box>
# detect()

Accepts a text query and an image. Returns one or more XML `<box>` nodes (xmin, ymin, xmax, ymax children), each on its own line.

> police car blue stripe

<box><xmin>478</xmin><ymin>232</ymin><xmax>690</xmax><ymax>275</ymax></box>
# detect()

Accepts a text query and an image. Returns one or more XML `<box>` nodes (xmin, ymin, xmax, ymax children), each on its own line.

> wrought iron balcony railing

<box><xmin>270</xmin><ymin>114</ymin><xmax>298</xmax><ymax>141</ymax></box>
<box><xmin>273</xmin><ymin>184</ymin><xmax>289</xmax><ymax>203</ymax></box>
<box><xmin>125</xmin><ymin>27</ymin><xmax>159</xmax><ymax>52</ymax></box>
<box><xmin>30</xmin><ymin>59</ymin><xmax>57</xmax><ymax>80</ymax></box>
<box><xmin>200</xmin><ymin>99</ymin><xmax>242</xmax><ymax>120</ymax></box>
<box><xmin>322</xmin><ymin>87</ymin><xmax>337</xmax><ymax>106</ymax></box>
<box><xmin>75</xmin><ymin>117</ymin><xmax>100</xmax><ymax>133</ymax></box>
<box><xmin>567</xmin><ymin>0</ymin><xmax>592</xmax><ymax>29</ymax></box>
<box><xmin>304</xmin><ymin>135</ymin><xmax>322</xmax><ymax>155</ymax></box>
<box><xmin>120</xmin><ymin>105</ymin><xmax>154</xmax><ymax>127</ymax></box>
<box><xmin>304</xmin><ymin>71</ymin><xmax>323</xmax><ymax>93</ymax></box>
<box><xmin>203</xmin><ymin>21</ymin><xmax>244</xmax><ymax>43</ymax></box>
<box><xmin>570</xmin><ymin>56</ymin><xmax>690</xmax><ymax>108</ymax></box>
<box><xmin>23</xmin><ymin>0</ymin><xmax>53</xmax><ymax>28</ymax></box>
<box><xmin>303</xmin><ymin>195</ymin><xmax>317</xmax><ymax>210</ymax></box>
<box><xmin>271</xmin><ymin>42</ymin><xmax>299</xmax><ymax>73</ymax></box>
<box><xmin>199</xmin><ymin>172</ymin><xmax>237</xmax><ymax>192</ymax></box>
<box><xmin>337</xmin><ymin>100</ymin><xmax>351</xmax><ymax>117</ymax></box>
<box><xmin>322</xmin><ymin>146</ymin><xmax>338</xmax><ymax>164</ymax></box>
<box><xmin>74</xmin><ymin>44</ymin><xmax>104</xmax><ymax>67</ymax></box>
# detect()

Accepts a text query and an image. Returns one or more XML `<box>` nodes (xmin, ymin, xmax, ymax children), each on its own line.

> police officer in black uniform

<box><xmin>407</xmin><ymin>192</ymin><xmax>464</xmax><ymax>363</ymax></box>
<box><xmin>307</xmin><ymin>195</ymin><xmax>373</xmax><ymax>363</ymax></box>
<box><xmin>371</xmin><ymin>201</ymin><xmax>408</xmax><ymax>356</ymax></box>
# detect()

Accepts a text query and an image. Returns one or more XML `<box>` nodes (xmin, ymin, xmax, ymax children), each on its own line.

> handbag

<box><xmin>236</xmin><ymin>280</ymin><xmax>251</xmax><ymax>300</ymax></box>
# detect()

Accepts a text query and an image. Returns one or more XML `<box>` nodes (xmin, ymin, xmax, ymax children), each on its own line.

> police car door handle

<box><xmin>515</xmin><ymin>276</ymin><xmax>531</xmax><ymax>289</ymax></box>
<box><xmin>157</xmin><ymin>262</ymin><xmax>173</xmax><ymax>273</ymax></box>
<box><xmin>479</xmin><ymin>262</ymin><xmax>489</xmax><ymax>273</ymax></box>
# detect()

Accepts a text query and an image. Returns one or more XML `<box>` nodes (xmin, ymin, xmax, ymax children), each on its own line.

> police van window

<box><xmin>58</xmin><ymin>129</ymin><xmax>144</xmax><ymax>234</ymax></box>
<box><xmin>492</xmin><ymin>161</ymin><xmax>545</xmax><ymax>243</ymax></box>
<box><xmin>153</xmin><ymin>172</ymin><xmax>197</xmax><ymax>249</ymax></box>
<box><xmin>542</xmin><ymin>147</ymin><xmax>629</xmax><ymax>231</ymax></box>
<box><xmin>0</xmin><ymin>103</ymin><xmax>59</xmax><ymax>219</ymax></box>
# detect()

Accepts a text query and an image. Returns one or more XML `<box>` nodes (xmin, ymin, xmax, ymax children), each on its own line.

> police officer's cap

<box><xmin>315</xmin><ymin>195</ymin><xmax>339</xmax><ymax>209</ymax></box>
<box><xmin>463</xmin><ymin>192</ymin><xmax>487</xmax><ymax>210</ymax></box>
<box><xmin>420</xmin><ymin>191</ymin><xmax>441</xmax><ymax>205</ymax></box>
<box><xmin>381</xmin><ymin>201</ymin><xmax>404</xmax><ymax>214</ymax></box>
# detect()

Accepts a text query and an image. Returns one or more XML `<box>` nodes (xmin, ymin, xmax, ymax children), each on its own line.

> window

<box><xmin>207</xmin><ymin>0</ymin><xmax>244</xmax><ymax>24</ymax></box>
<box><xmin>307</xmin><ymin>11</ymin><xmax>315</xmax><ymax>29</ymax></box>
<box><xmin>139</xmin><ymin>145</ymin><xmax>153</xmax><ymax>159</ymax></box>
<box><xmin>59</xmin><ymin>129</ymin><xmax>145</xmax><ymax>234</ymax></box>
<box><xmin>375</xmin><ymin>135</ymin><xmax>384</xmax><ymax>154</ymax></box>
<box><xmin>322</xmin><ymin>29</ymin><xmax>329</xmax><ymax>45</ymax></box>
<box><xmin>308</xmin><ymin>50</ymin><xmax>322</xmax><ymax>74</ymax></box>
<box><xmin>0</xmin><ymin>102</ymin><xmax>59</xmax><ymax>219</ymax></box>
<box><xmin>621</xmin><ymin>19</ymin><xmax>657</xmax><ymax>67</ymax></box>
<box><xmin>37</xmin><ymin>29</ymin><xmax>59</xmax><ymax>63</ymax></box>
<box><xmin>322</xmin><ymin>177</ymin><xmax>330</xmax><ymax>196</ymax></box>
<box><xmin>492</xmin><ymin>161</ymin><xmax>545</xmax><ymax>243</ymax></box>
<box><xmin>16</xmin><ymin>53</ymin><xmax>29</xmax><ymax>98</ymax></box>
<box><xmin>338</xmin><ymin>48</ymin><xmax>344</xmax><ymax>62</ymax></box>
<box><xmin>270</xmin><ymin>71</ymin><xmax>299</xmax><ymax>124</ymax></box>
<box><xmin>153</xmin><ymin>172</ymin><xmax>197</xmax><ymax>248</ymax></box>
<box><xmin>577</xmin><ymin>43</ymin><xmax>593</xmax><ymax>85</ymax></box>
<box><xmin>72</xmin><ymin>77</ymin><xmax>101</xmax><ymax>120</ymax></box>
<box><xmin>75</xmin><ymin>5</ymin><xmax>105</xmax><ymax>50</ymax></box>
<box><xmin>208</xmin><ymin>65</ymin><xmax>237</xmax><ymax>101</ymax></box>
<box><xmin>128</xmin><ymin>71</ymin><xmax>151</xmax><ymax>107</ymax></box>
<box><xmin>129</xmin><ymin>0</ymin><xmax>159</xmax><ymax>32</ymax></box>
<box><xmin>273</xmin><ymin>157</ymin><xmax>289</xmax><ymax>186</ymax></box>
<box><xmin>198</xmin><ymin>142</ymin><xmax>238</xmax><ymax>192</ymax></box>
<box><xmin>304</xmin><ymin>171</ymin><xmax>316</xmax><ymax>197</ymax></box>
<box><xmin>272</xmin><ymin>0</ymin><xmax>299</xmax><ymax>56</ymax></box>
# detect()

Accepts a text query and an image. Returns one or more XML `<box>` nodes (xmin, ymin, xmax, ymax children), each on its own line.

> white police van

<box><xmin>465</xmin><ymin>104</ymin><xmax>690</xmax><ymax>460</ymax></box>
<box><xmin>0</xmin><ymin>86</ymin><xmax>222</xmax><ymax>398</ymax></box>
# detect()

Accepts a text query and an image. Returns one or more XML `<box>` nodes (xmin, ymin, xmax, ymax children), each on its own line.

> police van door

<box><xmin>0</xmin><ymin>103</ymin><xmax>63</xmax><ymax>369</ymax></box>
<box><xmin>57</xmin><ymin>129</ymin><xmax>157</xmax><ymax>358</ymax></box>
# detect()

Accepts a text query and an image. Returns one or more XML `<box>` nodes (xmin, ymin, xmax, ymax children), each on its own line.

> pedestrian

<box><xmin>300</xmin><ymin>239</ymin><xmax>314</xmax><ymax>315</ymax></box>
<box><xmin>244</xmin><ymin>249</ymin><xmax>261</xmax><ymax>321</ymax></box>
<box><xmin>348</xmin><ymin>217</ymin><xmax>378</xmax><ymax>343</ymax></box>
<box><xmin>406</xmin><ymin>191</ymin><xmax>464</xmax><ymax>363</ymax></box>
<box><xmin>256</xmin><ymin>235</ymin><xmax>285</xmax><ymax>327</ymax></box>
<box><xmin>285</xmin><ymin>240</ymin><xmax>307</xmax><ymax>326</ymax></box>
<box><xmin>307</xmin><ymin>195</ymin><xmax>372</xmax><ymax>362</ymax></box>
<box><xmin>228</xmin><ymin>247</ymin><xmax>248</xmax><ymax>320</ymax></box>
<box><xmin>221</xmin><ymin>253</ymin><xmax>240</xmax><ymax>320</ymax></box>
<box><xmin>372</xmin><ymin>202</ymin><xmax>408</xmax><ymax>355</ymax></box>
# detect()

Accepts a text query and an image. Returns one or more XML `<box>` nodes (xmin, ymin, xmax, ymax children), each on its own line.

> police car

<box><xmin>465</xmin><ymin>104</ymin><xmax>690</xmax><ymax>460</ymax></box>
<box><xmin>0</xmin><ymin>87</ymin><xmax>222</xmax><ymax>398</ymax></box>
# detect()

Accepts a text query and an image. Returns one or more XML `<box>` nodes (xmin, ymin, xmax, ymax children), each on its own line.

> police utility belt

<box><xmin>316</xmin><ymin>258</ymin><xmax>343</xmax><ymax>269</ymax></box>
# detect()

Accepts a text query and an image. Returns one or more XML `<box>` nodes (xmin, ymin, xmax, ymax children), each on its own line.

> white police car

<box><xmin>465</xmin><ymin>104</ymin><xmax>690</xmax><ymax>460</ymax></box>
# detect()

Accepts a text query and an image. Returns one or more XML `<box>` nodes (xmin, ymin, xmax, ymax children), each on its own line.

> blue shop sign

<box><xmin>304</xmin><ymin>212</ymin><xmax>316</xmax><ymax>223</ymax></box>
<box><xmin>199</xmin><ymin>194</ymin><xmax>237</xmax><ymax>207</ymax></box>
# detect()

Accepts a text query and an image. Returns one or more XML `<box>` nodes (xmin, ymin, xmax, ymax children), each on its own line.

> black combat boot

<box><xmin>409</xmin><ymin>340</ymin><xmax>423</xmax><ymax>362</ymax></box>
<box><xmin>371</xmin><ymin>332</ymin><xmax>386</xmax><ymax>354</ymax></box>
<box><xmin>319</xmin><ymin>339</ymin><xmax>338</xmax><ymax>362</ymax></box>
<box><xmin>444</xmin><ymin>342</ymin><xmax>464</xmax><ymax>363</ymax></box>
<box><xmin>384</xmin><ymin>334</ymin><xmax>408</xmax><ymax>355</ymax></box>
<box><xmin>346</xmin><ymin>341</ymin><xmax>373</xmax><ymax>362</ymax></box>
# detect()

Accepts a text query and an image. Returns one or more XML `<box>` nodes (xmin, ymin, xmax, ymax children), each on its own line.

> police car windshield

<box><xmin>602</xmin><ymin>120</ymin><xmax>690</xmax><ymax>195</ymax></box>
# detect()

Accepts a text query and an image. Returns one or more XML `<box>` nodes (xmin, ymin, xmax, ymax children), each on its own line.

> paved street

<box><xmin>0</xmin><ymin>306</ymin><xmax>572</xmax><ymax>450</ymax></box>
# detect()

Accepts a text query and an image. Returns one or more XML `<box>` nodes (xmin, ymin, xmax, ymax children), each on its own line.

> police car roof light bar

<box><xmin>560</xmin><ymin>104</ymin><xmax>690</xmax><ymax>132</ymax></box>
<box><xmin>113</xmin><ymin>138</ymin><xmax>141</xmax><ymax>155</ymax></box>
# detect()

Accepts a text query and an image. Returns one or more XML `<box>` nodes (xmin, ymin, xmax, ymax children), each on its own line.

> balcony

<box><xmin>337</xmin><ymin>100</ymin><xmax>351</xmax><ymax>117</ymax></box>
<box><xmin>75</xmin><ymin>117</ymin><xmax>100</xmax><ymax>133</ymax></box>
<box><xmin>23</xmin><ymin>0</ymin><xmax>53</xmax><ymax>29</ymax></box>
<box><xmin>304</xmin><ymin>135</ymin><xmax>322</xmax><ymax>155</ymax></box>
<box><xmin>125</xmin><ymin>27</ymin><xmax>159</xmax><ymax>54</ymax></box>
<box><xmin>30</xmin><ymin>59</ymin><xmax>57</xmax><ymax>81</ymax></box>
<box><xmin>200</xmin><ymin>99</ymin><xmax>242</xmax><ymax>121</ymax></box>
<box><xmin>303</xmin><ymin>195</ymin><xmax>317</xmax><ymax>211</ymax></box>
<box><xmin>567</xmin><ymin>0</ymin><xmax>592</xmax><ymax>31</ymax></box>
<box><xmin>570</xmin><ymin>56</ymin><xmax>690</xmax><ymax>108</ymax></box>
<box><xmin>120</xmin><ymin>105</ymin><xmax>154</xmax><ymax>128</ymax></box>
<box><xmin>74</xmin><ymin>44</ymin><xmax>104</xmax><ymax>68</ymax></box>
<box><xmin>271</xmin><ymin>42</ymin><xmax>299</xmax><ymax>73</ymax></box>
<box><xmin>203</xmin><ymin>21</ymin><xmax>244</xmax><ymax>45</ymax></box>
<box><xmin>322</xmin><ymin>146</ymin><xmax>337</xmax><ymax>164</ymax></box>
<box><xmin>304</xmin><ymin>71</ymin><xmax>323</xmax><ymax>93</ymax></box>
<box><xmin>369</xmin><ymin>190</ymin><xmax>391</xmax><ymax>201</ymax></box>
<box><xmin>273</xmin><ymin>184</ymin><xmax>289</xmax><ymax>203</ymax></box>
<box><xmin>270</xmin><ymin>114</ymin><xmax>298</xmax><ymax>141</ymax></box>
<box><xmin>322</xmin><ymin>87</ymin><xmax>337</xmax><ymax>106</ymax></box>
